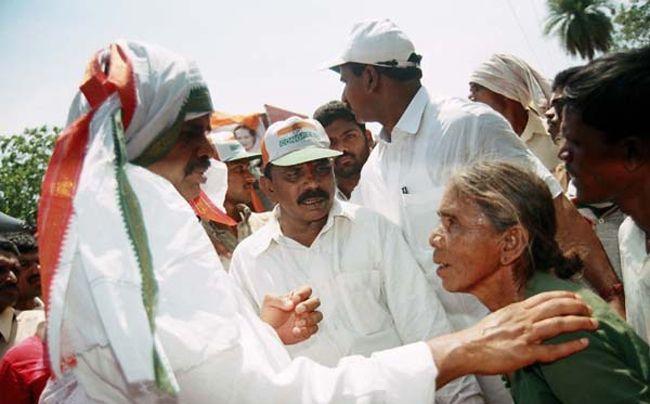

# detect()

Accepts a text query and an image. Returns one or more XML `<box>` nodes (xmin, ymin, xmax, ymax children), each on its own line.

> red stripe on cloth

<box><xmin>37</xmin><ymin>44</ymin><xmax>137</xmax><ymax>310</ymax></box>
<box><xmin>190</xmin><ymin>191</ymin><xmax>237</xmax><ymax>227</ymax></box>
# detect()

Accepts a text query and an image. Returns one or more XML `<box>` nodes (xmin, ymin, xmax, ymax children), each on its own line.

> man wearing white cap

<box><xmin>202</xmin><ymin>134</ymin><xmax>272</xmax><ymax>270</ymax></box>
<box><xmin>468</xmin><ymin>53</ymin><xmax>560</xmax><ymax>171</ymax></box>
<box><xmin>230</xmin><ymin>116</ymin><xmax>485</xmax><ymax>403</ymax></box>
<box><xmin>37</xmin><ymin>39</ymin><xmax>602</xmax><ymax>403</ymax></box>
<box><xmin>325</xmin><ymin>18</ymin><xmax>624</xmax><ymax>402</ymax></box>
<box><xmin>325</xmin><ymin>18</ymin><xmax>624</xmax><ymax>327</ymax></box>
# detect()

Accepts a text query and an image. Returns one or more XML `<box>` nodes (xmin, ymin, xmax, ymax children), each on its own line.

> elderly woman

<box><xmin>430</xmin><ymin>161</ymin><xmax>650</xmax><ymax>403</ymax></box>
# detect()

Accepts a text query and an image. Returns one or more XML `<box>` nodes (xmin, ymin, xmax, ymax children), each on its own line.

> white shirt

<box><xmin>619</xmin><ymin>216</ymin><xmax>650</xmax><ymax>343</ymax></box>
<box><xmin>520</xmin><ymin>110</ymin><xmax>560</xmax><ymax>171</ymax></box>
<box><xmin>230</xmin><ymin>199</ymin><xmax>483</xmax><ymax>404</ymax></box>
<box><xmin>351</xmin><ymin>87</ymin><xmax>562</xmax><ymax>404</ymax></box>
<box><xmin>47</xmin><ymin>165</ymin><xmax>439</xmax><ymax>403</ymax></box>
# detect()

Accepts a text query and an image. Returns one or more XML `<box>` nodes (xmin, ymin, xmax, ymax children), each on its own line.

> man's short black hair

<box><xmin>3</xmin><ymin>232</ymin><xmax>37</xmax><ymax>254</ymax></box>
<box><xmin>564</xmin><ymin>46</ymin><xmax>650</xmax><ymax>142</ymax></box>
<box><xmin>551</xmin><ymin>66</ymin><xmax>583</xmax><ymax>92</ymax></box>
<box><xmin>0</xmin><ymin>236</ymin><xmax>19</xmax><ymax>256</ymax></box>
<box><xmin>345</xmin><ymin>52</ymin><xmax>423</xmax><ymax>82</ymax></box>
<box><xmin>313</xmin><ymin>101</ymin><xmax>365</xmax><ymax>132</ymax></box>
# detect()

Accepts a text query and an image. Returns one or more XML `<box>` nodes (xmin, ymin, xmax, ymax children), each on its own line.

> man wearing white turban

<box><xmin>469</xmin><ymin>54</ymin><xmax>560</xmax><ymax>171</ymax></box>
<box><xmin>37</xmin><ymin>40</ymin><xmax>599</xmax><ymax>403</ymax></box>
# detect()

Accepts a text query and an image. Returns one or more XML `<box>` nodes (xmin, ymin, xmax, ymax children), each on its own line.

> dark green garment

<box><xmin>511</xmin><ymin>271</ymin><xmax>650</xmax><ymax>404</ymax></box>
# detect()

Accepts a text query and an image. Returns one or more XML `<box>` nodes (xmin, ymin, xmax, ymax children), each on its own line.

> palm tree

<box><xmin>544</xmin><ymin>0</ymin><xmax>615</xmax><ymax>60</ymax></box>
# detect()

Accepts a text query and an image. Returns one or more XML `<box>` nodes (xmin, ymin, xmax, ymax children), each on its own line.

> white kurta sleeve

<box><xmin>378</xmin><ymin>216</ymin><xmax>485</xmax><ymax>404</ymax></box>
<box><xmin>461</xmin><ymin>109</ymin><xmax>563</xmax><ymax>198</ymax></box>
<box><xmin>175</xmin><ymin>326</ymin><xmax>439</xmax><ymax>404</ymax></box>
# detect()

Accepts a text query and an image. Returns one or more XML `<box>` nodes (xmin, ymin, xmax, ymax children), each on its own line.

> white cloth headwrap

<box><xmin>469</xmin><ymin>54</ymin><xmax>552</xmax><ymax>115</ymax></box>
<box><xmin>48</xmin><ymin>39</ymin><xmax>212</xmax><ymax>393</ymax></box>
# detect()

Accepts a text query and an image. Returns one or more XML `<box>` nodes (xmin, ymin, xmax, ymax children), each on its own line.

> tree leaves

<box><xmin>0</xmin><ymin>126</ymin><xmax>59</xmax><ymax>225</ymax></box>
<box><xmin>544</xmin><ymin>0</ymin><xmax>614</xmax><ymax>60</ymax></box>
<box><xmin>612</xmin><ymin>0</ymin><xmax>650</xmax><ymax>50</ymax></box>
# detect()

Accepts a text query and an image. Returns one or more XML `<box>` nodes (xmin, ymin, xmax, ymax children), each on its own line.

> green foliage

<box><xmin>545</xmin><ymin>0</ymin><xmax>615</xmax><ymax>60</ymax></box>
<box><xmin>613</xmin><ymin>0</ymin><xmax>650</xmax><ymax>49</ymax></box>
<box><xmin>0</xmin><ymin>126</ymin><xmax>59</xmax><ymax>225</ymax></box>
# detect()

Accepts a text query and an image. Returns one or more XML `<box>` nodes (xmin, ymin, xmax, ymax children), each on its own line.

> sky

<box><xmin>0</xmin><ymin>0</ymin><xmax>584</xmax><ymax>135</ymax></box>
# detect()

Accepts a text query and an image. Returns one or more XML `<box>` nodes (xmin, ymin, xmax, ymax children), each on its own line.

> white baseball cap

<box><xmin>208</xmin><ymin>131</ymin><xmax>261</xmax><ymax>162</ymax></box>
<box><xmin>322</xmin><ymin>19</ymin><xmax>420</xmax><ymax>71</ymax></box>
<box><xmin>261</xmin><ymin>117</ymin><xmax>342</xmax><ymax>167</ymax></box>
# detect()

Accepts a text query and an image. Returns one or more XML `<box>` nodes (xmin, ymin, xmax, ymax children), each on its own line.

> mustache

<box><xmin>336</xmin><ymin>151</ymin><xmax>356</xmax><ymax>162</ymax></box>
<box><xmin>185</xmin><ymin>157</ymin><xmax>211</xmax><ymax>175</ymax></box>
<box><xmin>297</xmin><ymin>188</ymin><xmax>330</xmax><ymax>204</ymax></box>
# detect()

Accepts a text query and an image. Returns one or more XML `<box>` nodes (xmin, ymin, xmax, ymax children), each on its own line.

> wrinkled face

<box><xmin>324</xmin><ymin>118</ymin><xmax>371</xmax><ymax>179</ymax></box>
<box><xmin>429</xmin><ymin>186</ymin><xmax>503</xmax><ymax>293</ymax></box>
<box><xmin>148</xmin><ymin>115</ymin><xmax>215</xmax><ymax>201</ymax></box>
<box><xmin>234</xmin><ymin>128</ymin><xmax>256</xmax><ymax>151</ymax></box>
<box><xmin>469</xmin><ymin>82</ymin><xmax>507</xmax><ymax>116</ymax></box>
<box><xmin>0</xmin><ymin>250</ymin><xmax>19</xmax><ymax>310</ymax></box>
<box><xmin>545</xmin><ymin>89</ymin><xmax>565</xmax><ymax>144</ymax></box>
<box><xmin>339</xmin><ymin>65</ymin><xmax>375</xmax><ymax>124</ymax></box>
<box><xmin>263</xmin><ymin>158</ymin><xmax>335</xmax><ymax>226</ymax></box>
<box><xmin>559</xmin><ymin>107</ymin><xmax>629</xmax><ymax>205</ymax></box>
<box><xmin>225</xmin><ymin>160</ymin><xmax>256</xmax><ymax>205</ymax></box>
<box><xmin>16</xmin><ymin>250</ymin><xmax>40</xmax><ymax>301</ymax></box>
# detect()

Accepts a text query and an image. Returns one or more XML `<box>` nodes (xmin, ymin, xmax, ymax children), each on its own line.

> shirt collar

<box><xmin>250</xmin><ymin>198</ymin><xmax>353</xmax><ymax>256</ymax></box>
<box><xmin>520</xmin><ymin>110</ymin><xmax>547</xmax><ymax>143</ymax></box>
<box><xmin>0</xmin><ymin>306</ymin><xmax>15</xmax><ymax>342</ymax></box>
<box><xmin>379</xmin><ymin>86</ymin><xmax>429</xmax><ymax>142</ymax></box>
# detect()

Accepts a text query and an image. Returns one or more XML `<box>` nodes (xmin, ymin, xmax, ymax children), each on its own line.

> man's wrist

<box><xmin>600</xmin><ymin>282</ymin><xmax>624</xmax><ymax>301</ymax></box>
<box><xmin>427</xmin><ymin>330</ymin><xmax>472</xmax><ymax>388</ymax></box>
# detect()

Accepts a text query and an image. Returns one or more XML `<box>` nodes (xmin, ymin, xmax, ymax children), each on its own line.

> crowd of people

<box><xmin>0</xmin><ymin>18</ymin><xmax>648</xmax><ymax>403</ymax></box>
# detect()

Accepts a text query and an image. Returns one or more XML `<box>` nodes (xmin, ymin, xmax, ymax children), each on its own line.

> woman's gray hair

<box><xmin>448</xmin><ymin>160</ymin><xmax>581</xmax><ymax>282</ymax></box>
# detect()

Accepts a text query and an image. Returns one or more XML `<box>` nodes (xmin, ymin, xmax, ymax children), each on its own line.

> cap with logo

<box><xmin>208</xmin><ymin>131</ymin><xmax>261</xmax><ymax>162</ymax></box>
<box><xmin>323</xmin><ymin>18</ymin><xmax>420</xmax><ymax>71</ymax></box>
<box><xmin>260</xmin><ymin>117</ymin><xmax>342</xmax><ymax>167</ymax></box>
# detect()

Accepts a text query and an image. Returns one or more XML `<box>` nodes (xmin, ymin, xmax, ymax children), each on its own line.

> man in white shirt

<box><xmin>325</xmin><ymin>18</ymin><xmax>625</xmax><ymax>326</ymax></box>
<box><xmin>468</xmin><ymin>53</ymin><xmax>560</xmax><ymax>171</ymax></box>
<box><xmin>325</xmin><ymin>19</ymin><xmax>625</xmax><ymax>402</ymax></box>
<box><xmin>231</xmin><ymin>116</ymin><xmax>483</xmax><ymax>403</ymax></box>
<box><xmin>559</xmin><ymin>46</ymin><xmax>650</xmax><ymax>343</ymax></box>
<box><xmin>39</xmin><ymin>39</ymin><xmax>600</xmax><ymax>403</ymax></box>
<box><xmin>313</xmin><ymin>100</ymin><xmax>373</xmax><ymax>200</ymax></box>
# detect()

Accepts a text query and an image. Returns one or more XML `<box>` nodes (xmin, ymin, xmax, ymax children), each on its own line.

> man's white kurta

<box><xmin>520</xmin><ymin>111</ymin><xmax>560</xmax><ymax>171</ymax></box>
<box><xmin>50</xmin><ymin>164</ymin><xmax>438</xmax><ymax>403</ymax></box>
<box><xmin>350</xmin><ymin>87</ymin><xmax>562</xmax><ymax>404</ymax></box>
<box><xmin>230</xmin><ymin>199</ymin><xmax>483</xmax><ymax>403</ymax></box>
<box><xmin>619</xmin><ymin>216</ymin><xmax>650</xmax><ymax>344</ymax></box>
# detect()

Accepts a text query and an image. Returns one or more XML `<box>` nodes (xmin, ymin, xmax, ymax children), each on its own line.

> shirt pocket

<box><xmin>333</xmin><ymin>270</ymin><xmax>390</xmax><ymax>336</ymax></box>
<box><xmin>399</xmin><ymin>187</ymin><xmax>445</xmax><ymax>269</ymax></box>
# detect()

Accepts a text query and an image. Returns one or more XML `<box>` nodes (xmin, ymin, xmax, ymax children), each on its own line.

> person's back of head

<box><xmin>551</xmin><ymin>66</ymin><xmax>583</xmax><ymax>93</ymax></box>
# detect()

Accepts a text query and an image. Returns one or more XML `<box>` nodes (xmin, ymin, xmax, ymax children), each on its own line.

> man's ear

<box><xmin>364</xmin><ymin>129</ymin><xmax>374</xmax><ymax>149</ymax></box>
<box><xmin>363</xmin><ymin>65</ymin><xmax>380</xmax><ymax>93</ymax></box>
<box><xmin>620</xmin><ymin>137</ymin><xmax>646</xmax><ymax>172</ymax></box>
<box><xmin>260</xmin><ymin>176</ymin><xmax>277</xmax><ymax>203</ymax></box>
<box><xmin>499</xmin><ymin>225</ymin><xmax>529</xmax><ymax>266</ymax></box>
